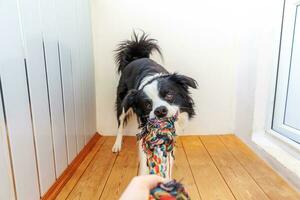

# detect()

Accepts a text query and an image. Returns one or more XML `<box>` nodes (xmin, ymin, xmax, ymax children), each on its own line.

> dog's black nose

<box><xmin>154</xmin><ymin>106</ymin><xmax>168</xmax><ymax>118</ymax></box>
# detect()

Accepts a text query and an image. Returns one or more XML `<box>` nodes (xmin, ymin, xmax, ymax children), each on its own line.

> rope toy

<box><xmin>137</xmin><ymin>113</ymin><xmax>191</xmax><ymax>199</ymax></box>
<box><xmin>149</xmin><ymin>179</ymin><xmax>190</xmax><ymax>200</ymax></box>
<box><xmin>137</xmin><ymin>112</ymin><xmax>178</xmax><ymax>178</ymax></box>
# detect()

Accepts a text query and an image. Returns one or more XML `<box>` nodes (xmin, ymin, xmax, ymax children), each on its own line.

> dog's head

<box><xmin>123</xmin><ymin>73</ymin><xmax>197</xmax><ymax>126</ymax></box>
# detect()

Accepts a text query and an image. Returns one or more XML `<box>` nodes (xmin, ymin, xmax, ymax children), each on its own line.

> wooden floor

<box><xmin>55</xmin><ymin>135</ymin><xmax>300</xmax><ymax>200</ymax></box>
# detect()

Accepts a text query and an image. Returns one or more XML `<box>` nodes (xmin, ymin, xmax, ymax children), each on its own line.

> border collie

<box><xmin>112</xmin><ymin>32</ymin><xmax>197</xmax><ymax>177</ymax></box>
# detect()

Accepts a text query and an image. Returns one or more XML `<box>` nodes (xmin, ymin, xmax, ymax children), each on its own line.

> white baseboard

<box><xmin>252</xmin><ymin>131</ymin><xmax>300</xmax><ymax>179</ymax></box>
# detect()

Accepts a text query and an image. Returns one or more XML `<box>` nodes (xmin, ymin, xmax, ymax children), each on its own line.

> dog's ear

<box><xmin>121</xmin><ymin>89</ymin><xmax>139</xmax><ymax>111</ymax></box>
<box><xmin>169</xmin><ymin>73</ymin><xmax>198</xmax><ymax>89</ymax></box>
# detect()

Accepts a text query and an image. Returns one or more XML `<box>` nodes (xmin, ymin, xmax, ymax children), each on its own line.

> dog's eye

<box><xmin>165</xmin><ymin>93</ymin><xmax>173</xmax><ymax>101</ymax></box>
<box><xmin>146</xmin><ymin>103</ymin><xmax>152</xmax><ymax>110</ymax></box>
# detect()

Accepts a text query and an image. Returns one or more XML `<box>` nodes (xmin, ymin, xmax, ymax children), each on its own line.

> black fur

<box><xmin>159</xmin><ymin>74</ymin><xmax>197</xmax><ymax>117</ymax></box>
<box><xmin>114</xmin><ymin>32</ymin><xmax>197</xmax><ymax>128</ymax></box>
<box><xmin>115</xmin><ymin>31</ymin><xmax>162</xmax><ymax>74</ymax></box>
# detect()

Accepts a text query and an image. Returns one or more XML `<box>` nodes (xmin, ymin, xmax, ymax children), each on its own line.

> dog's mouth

<box><xmin>137</xmin><ymin>112</ymin><xmax>178</xmax><ymax>141</ymax></box>
<box><xmin>149</xmin><ymin>111</ymin><xmax>178</xmax><ymax>122</ymax></box>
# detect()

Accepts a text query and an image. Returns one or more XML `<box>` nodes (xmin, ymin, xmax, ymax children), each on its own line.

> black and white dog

<box><xmin>112</xmin><ymin>32</ymin><xmax>197</xmax><ymax>177</ymax></box>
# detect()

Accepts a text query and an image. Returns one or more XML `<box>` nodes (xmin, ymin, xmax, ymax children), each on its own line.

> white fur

<box><xmin>112</xmin><ymin>108</ymin><xmax>133</xmax><ymax>152</ymax></box>
<box><xmin>143</xmin><ymin>80</ymin><xmax>179</xmax><ymax>118</ymax></box>
<box><xmin>138</xmin><ymin>73</ymin><xmax>164</xmax><ymax>89</ymax></box>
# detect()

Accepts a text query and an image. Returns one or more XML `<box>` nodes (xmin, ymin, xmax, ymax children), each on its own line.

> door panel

<box><xmin>0</xmin><ymin>0</ymin><xmax>40</xmax><ymax>199</ymax></box>
<box><xmin>70</xmin><ymin>0</ymin><xmax>86</xmax><ymax>149</ymax></box>
<box><xmin>0</xmin><ymin>0</ymin><xmax>96</xmax><ymax>197</ymax></box>
<box><xmin>39</xmin><ymin>0</ymin><xmax>70</xmax><ymax>184</ymax></box>
<box><xmin>0</xmin><ymin>78</ymin><xmax>15</xmax><ymax>200</ymax></box>
<box><xmin>82</xmin><ymin>0</ymin><xmax>97</xmax><ymax>137</ymax></box>
<box><xmin>54</xmin><ymin>0</ymin><xmax>79</xmax><ymax>162</ymax></box>
<box><xmin>284</xmin><ymin>5</ymin><xmax>300</xmax><ymax>130</ymax></box>
<box><xmin>77</xmin><ymin>0</ymin><xmax>94</xmax><ymax>141</ymax></box>
<box><xmin>17</xmin><ymin>0</ymin><xmax>57</xmax><ymax>193</ymax></box>
<box><xmin>273</xmin><ymin>0</ymin><xmax>300</xmax><ymax>143</ymax></box>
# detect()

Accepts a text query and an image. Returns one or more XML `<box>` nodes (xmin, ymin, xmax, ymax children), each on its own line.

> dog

<box><xmin>112</xmin><ymin>32</ymin><xmax>197</xmax><ymax>177</ymax></box>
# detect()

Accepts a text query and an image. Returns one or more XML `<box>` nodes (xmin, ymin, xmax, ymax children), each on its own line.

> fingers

<box><xmin>132</xmin><ymin>175</ymin><xmax>166</xmax><ymax>189</ymax></box>
<box><xmin>120</xmin><ymin>175</ymin><xmax>166</xmax><ymax>200</ymax></box>
<box><xmin>143</xmin><ymin>175</ymin><xmax>166</xmax><ymax>189</ymax></box>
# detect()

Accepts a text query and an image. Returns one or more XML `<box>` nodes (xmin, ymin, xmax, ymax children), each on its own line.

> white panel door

<box><xmin>69</xmin><ymin>0</ymin><xmax>86</xmax><ymax>150</ymax></box>
<box><xmin>273</xmin><ymin>0</ymin><xmax>300</xmax><ymax>143</ymax></box>
<box><xmin>17</xmin><ymin>0</ymin><xmax>58</xmax><ymax>193</ymax></box>
<box><xmin>86</xmin><ymin>0</ymin><xmax>97</xmax><ymax>139</ymax></box>
<box><xmin>0</xmin><ymin>0</ymin><xmax>40</xmax><ymax>199</ymax></box>
<box><xmin>0</xmin><ymin>79</ymin><xmax>15</xmax><ymax>200</ymax></box>
<box><xmin>39</xmin><ymin>0</ymin><xmax>70</xmax><ymax>181</ymax></box>
<box><xmin>54</xmin><ymin>0</ymin><xmax>78</xmax><ymax>162</ymax></box>
<box><xmin>80</xmin><ymin>0</ymin><xmax>97</xmax><ymax>138</ymax></box>
<box><xmin>77</xmin><ymin>0</ymin><xmax>91</xmax><ymax>141</ymax></box>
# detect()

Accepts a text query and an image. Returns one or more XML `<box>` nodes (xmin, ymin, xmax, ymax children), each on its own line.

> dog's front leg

<box><xmin>112</xmin><ymin>127</ymin><xmax>123</xmax><ymax>153</ymax></box>
<box><xmin>112</xmin><ymin>109</ymin><xmax>126</xmax><ymax>153</ymax></box>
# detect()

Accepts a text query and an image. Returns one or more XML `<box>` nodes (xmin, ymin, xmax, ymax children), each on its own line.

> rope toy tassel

<box><xmin>149</xmin><ymin>179</ymin><xmax>190</xmax><ymax>200</ymax></box>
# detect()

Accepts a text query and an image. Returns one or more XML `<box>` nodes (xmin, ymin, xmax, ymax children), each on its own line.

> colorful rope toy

<box><xmin>137</xmin><ymin>113</ymin><xmax>191</xmax><ymax>199</ymax></box>
<box><xmin>137</xmin><ymin>112</ymin><xmax>178</xmax><ymax>178</ymax></box>
<box><xmin>149</xmin><ymin>179</ymin><xmax>190</xmax><ymax>200</ymax></box>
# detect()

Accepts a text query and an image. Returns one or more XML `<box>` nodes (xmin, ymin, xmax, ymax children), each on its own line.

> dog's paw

<box><xmin>112</xmin><ymin>141</ymin><xmax>122</xmax><ymax>153</ymax></box>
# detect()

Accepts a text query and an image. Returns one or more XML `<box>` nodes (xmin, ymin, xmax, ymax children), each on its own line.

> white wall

<box><xmin>232</xmin><ymin>0</ymin><xmax>300</xmax><ymax>190</ymax></box>
<box><xmin>234</xmin><ymin>0</ymin><xmax>284</xmax><ymax>140</ymax></box>
<box><xmin>91</xmin><ymin>0</ymin><xmax>291</xmax><ymax>138</ymax></box>
<box><xmin>91</xmin><ymin>0</ymin><xmax>247</xmax><ymax>135</ymax></box>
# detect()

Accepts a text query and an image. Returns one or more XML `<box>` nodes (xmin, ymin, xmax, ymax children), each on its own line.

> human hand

<box><xmin>120</xmin><ymin>175</ymin><xmax>166</xmax><ymax>200</ymax></box>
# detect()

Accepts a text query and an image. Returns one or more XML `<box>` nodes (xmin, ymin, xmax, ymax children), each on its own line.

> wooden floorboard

<box><xmin>54</xmin><ymin>135</ymin><xmax>299</xmax><ymax>200</ymax></box>
<box><xmin>55</xmin><ymin>136</ymin><xmax>106</xmax><ymax>200</ymax></box>
<box><xmin>66</xmin><ymin>137</ymin><xmax>117</xmax><ymax>200</ymax></box>
<box><xmin>200</xmin><ymin>135</ymin><xmax>269</xmax><ymax>200</ymax></box>
<box><xmin>42</xmin><ymin>134</ymin><xmax>101</xmax><ymax>200</ymax></box>
<box><xmin>173</xmin><ymin>137</ymin><xmax>202</xmax><ymax>200</ymax></box>
<box><xmin>99</xmin><ymin>137</ymin><xmax>139</xmax><ymax>200</ymax></box>
<box><xmin>181</xmin><ymin>136</ymin><xmax>235</xmax><ymax>200</ymax></box>
<box><xmin>220</xmin><ymin>135</ymin><xmax>300</xmax><ymax>200</ymax></box>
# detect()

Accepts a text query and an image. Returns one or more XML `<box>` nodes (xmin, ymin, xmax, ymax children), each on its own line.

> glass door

<box><xmin>273</xmin><ymin>0</ymin><xmax>300</xmax><ymax>143</ymax></box>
